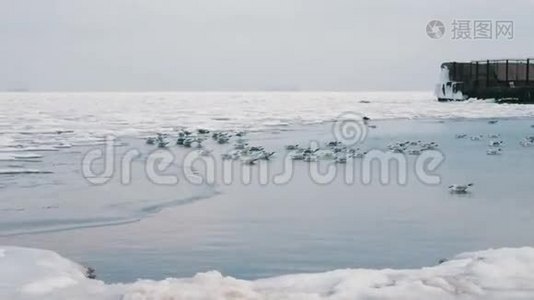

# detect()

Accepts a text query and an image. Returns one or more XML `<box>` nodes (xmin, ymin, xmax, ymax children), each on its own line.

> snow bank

<box><xmin>0</xmin><ymin>247</ymin><xmax>107</xmax><ymax>300</ymax></box>
<box><xmin>2</xmin><ymin>246</ymin><xmax>534</xmax><ymax>300</ymax></box>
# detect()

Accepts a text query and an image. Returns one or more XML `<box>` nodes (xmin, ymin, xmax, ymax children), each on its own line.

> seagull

<box><xmin>352</xmin><ymin>151</ymin><xmax>367</xmax><ymax>159</ymax></box>
<box><xmin>290</xmin><ymin>153</ymin><xmax>305</xmax><ymax>160</ymax></box>
<box><xmin>176</xmin><ymin>130</ymin><xmax>191</xmax><ymax>138</ymax></box>
<box><xmin>488</xmin><ymin>140</ymin><xmax>503</xmax><ymax>147</ymax></box>
<box><xmin>391</xmin><ymin>147</ymin><xmax>404</xmax><ymax>153</ymax></box>
<box><xmin>448</xmin><ymin>183</ymin><xmax>474</xmax><ymax>193</ymax></box>
<box><xmin>520</xmin><ymin>140</ymin><xmax>533</xmax><ymax>147</ymax></box>
<box><xmin>183</xmin><ymin>138</ymin><xmax>195</xmax><ymax>147</ymax></box>
<box><xmin>248</xmin><ymin>146</ymin><xmax>264</xmax><ymax>152</ymax></box>
<box><xmin>335</xmin><ymin>156</ymin><xmax>347</xmax><ymax>164</ymax></box>
<box><xmin>194</xmin><ymin>138</ymin><xmax>204</xmax><ymax>148</ymax></box>
<box><xmin>157</xmin><ymin>140</ymin><xmax>169</xmax><ymax>148</ymax></box>
<box><xmin>198</xmin><ymin>149</ymin><xmax>212</xmax><ymax>156</ymax></box>
<box><xmin>155</xmin><ymin>135</ymin><xmax>168</xmax><ymax>148</ymax></box>
<box><xmin>421</xmin><ymin>143</ymin><xmax>438</xmax><ymax>151</ymax></box>
<box><xmin>217</xmin><ymin>135</ymin><xmax>230</xmax><ymax>144</ymax></box>
<box><xmin>520</xmin><ymin>137</ymin><xmax>534</xmax><ymax>147</ymax></box>
<box><xmin>319</xmin><ymin>151</ymin><xmax>336</xmax><ymax>160</ymax></box>
<box><xmin>303</xmin><ymin>155</ymin><xmax>317</xmax><ymax>162</ymax></box>
<box><xmin>326</xmin><ymin>141</ymin><xmax>342</xmax><ymax>148</ymax></box>
<box><xmin>242</xmin><ymin>156</ymin><xmax>260</xmax><ymax>165</ymax></box>
<box><xmin>236</xmin><ymin>137</ymin><xmax>248</xmax><ymax>144</ymax></box>
<box><xmin>486</xmin><ymin>148</ymin><xmax>502</xmax><ymax>155</ymax></box>
<box><xmin>234</xmin><ymin>143</ymin><xmax>248</xmax><ymax>150</ymax></box>
<box><xmin>408</xmin><ymin>149</ymin><xmax>421</xmax><ymax>155</ymax></box>
<box><xmin>333</xmin><ymin>146</ymin><xmax>346</xmax><ymax>153</ymax></box>
<box><xmin>253</xmin><ymin>151</ymin><xmax>275</xmax><ymax>160</ymax></box>
<box><xmin>285</xmin><ymin>144</ymin><xmax>299</xmax><ymax>150</ymax></box>
<box><xmin>303</xmin><ymin>148</ymin><xmax>319</xmax><ymax>154</ymax></box>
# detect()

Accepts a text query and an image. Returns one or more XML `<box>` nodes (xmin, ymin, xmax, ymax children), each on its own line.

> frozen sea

<box><xmin>3</xmin><ymin>91</ymin><xmax>534</xmax><ymax>150</ymax></box>
<box><xmin>2</xmin><ymin>92</ymin><xmax>534</xmax><ymax>299</ymax></box>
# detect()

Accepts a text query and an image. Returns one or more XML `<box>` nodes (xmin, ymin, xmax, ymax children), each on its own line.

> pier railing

<box><xmin>447</xmin><ymin>59</ymin><xmax>534</xmax><ymax>87</ymax></box>
<box><xmin>439</xmin><ymin>58</ymin><xmax>534</xmax><ymax>102</ymax></box>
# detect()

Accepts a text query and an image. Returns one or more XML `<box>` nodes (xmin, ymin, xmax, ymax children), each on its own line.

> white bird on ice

<box><xmin>448</xmin><ymin>183</ymin><xmax>474</xmax><ymax>193</ymax></box>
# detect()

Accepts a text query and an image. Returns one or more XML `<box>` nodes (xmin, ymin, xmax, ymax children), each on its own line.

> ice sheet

<box><xmin>2</xmin><ymin>92</ymin><xmax>534</xmax><ymax>149</ymax></box>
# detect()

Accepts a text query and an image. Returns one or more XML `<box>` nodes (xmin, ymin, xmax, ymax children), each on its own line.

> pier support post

<box><xmin>486</xmin><ymin>60</ymin><xmax>490</xmax><ymax>87</ymax></box>
<box><xmin>527</xmin><ymin>59</ymin><xmax>530</xmax><ymax>83</ymax></box>
<box><xmin>475</xmin><ymin>61</ymin><xmax>479</xmax><ymax>87</ymax></box>
<box><xmin>506</xmin><ymin>60</ymin><xmax>509</xmax><ymax>82</ymax></box>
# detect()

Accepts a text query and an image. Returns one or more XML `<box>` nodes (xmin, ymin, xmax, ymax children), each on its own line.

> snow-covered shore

<box><xmin>2</xmin><ymin>246</ymin><xmax>534</xmax><ymax>300</ymax></box>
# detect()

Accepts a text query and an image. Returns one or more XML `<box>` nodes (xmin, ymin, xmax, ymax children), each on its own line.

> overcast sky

<box><xmin>0</xmin><ymin>0</ymin><xmax>532</xmax><ymax>91</ymax></box>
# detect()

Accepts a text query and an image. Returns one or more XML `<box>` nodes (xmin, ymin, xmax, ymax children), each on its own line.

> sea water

<box><xmin>1</xmin><ymin>115</ymin><xmax>534</xmax><ymax>283</ymax></box>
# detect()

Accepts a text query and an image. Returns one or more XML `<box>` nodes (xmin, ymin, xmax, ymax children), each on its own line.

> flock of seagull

<box><xmin>455</xmin><ymin>124</ymin><xmax>534</xmax><ymax>157</ymax></box>
<box><xmin>146</xmin><ymin>129</ymin><xmax>275</xmax><ymax>165</ymax></box>
<box><xmin>144</xmin><ymin>127</ymin><xmax>443</xmax><ymax>166</ymax></box>
<box><xmin>142</xmin><ymin>119</ymin><xmax>534</xmax><ymax>195</ymax></box>
<box><xmin>448</xmin><ymin>120</ymin><xmax>534</xmax><ymax>193</ymax></box>
<box><xmin>455</xmin><ymin>133</ymin><xmax>505</xmax><ymax>155</ymax></box>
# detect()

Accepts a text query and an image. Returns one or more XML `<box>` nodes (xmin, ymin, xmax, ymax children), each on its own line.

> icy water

<box><xmin>1</xmin><ymin>118</ymin><xmax>534</xmax><ymax>283</ymax></box>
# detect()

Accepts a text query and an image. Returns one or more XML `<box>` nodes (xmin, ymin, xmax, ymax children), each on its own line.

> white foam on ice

<box><xmin>2</xmin><ymin>92</ymin><xmax>534</xmax><ymax>149</ymax></box>
<box><xmin>1</xmin><ymin>246</ymin><xmax>534</xmax><ymax>300</ymax></box>
<box><xmin>12</xmin><ymin>153</ymin><xmax>43</xmax><ymax>159</ymax></box>
<box><xmin>0</xmin><ymin>168</ymin><xmax>52</xmax><ymax>175</ymax></box>
<box><xmin>435</xmin><ymin>67</ymin><xmax>466</xmax><ymax>101</ymax></box>
<box><xmin>0</xmin><ymin>153</ymin><xmax>15</xmax><ymax>161</ymax></box>
<box><xmin>0</xmin><ymin>153</ymin><xmax>43</xmax><ymax>161</ymax></box>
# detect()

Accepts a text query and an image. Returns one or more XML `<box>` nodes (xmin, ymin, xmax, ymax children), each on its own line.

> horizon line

<box><xmin>0</xmin><ymin>90</ymin><xmax>433</xmax><ymax>94</ymax></box>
